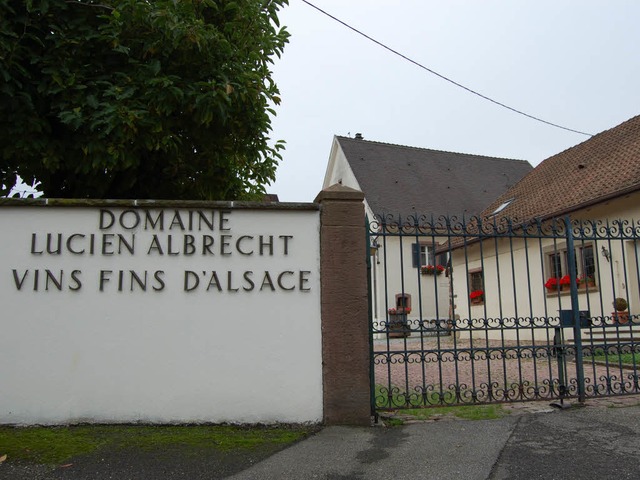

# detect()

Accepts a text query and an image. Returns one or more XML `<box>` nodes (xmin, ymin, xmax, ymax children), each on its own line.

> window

<box><xmin>581</xmin><ymin>245</ymin><xmax>596</xmax><ymax>278</ymax></box>
<box><xmin>545</xmin><ymin>243</ymin><xmax>597</xmax><ymax>290</ymax></box>
<box><xmin>549</xmin><ymin>252</ymin><xmax>564</xmax><ymax>278</ymax></box>
<box><xmin>412</xmin><ymin>243</ymin><xmax>435</xmax><ymax>268</ymax></box>
<box><xmin>468</xmin><ymin>269</ymin><xmax>484</xmax><ymax>305</ymax></box>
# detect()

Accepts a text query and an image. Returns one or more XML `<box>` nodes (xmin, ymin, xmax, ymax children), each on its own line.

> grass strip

<box><xmin>0</xmin><ymin>424</ymin><xmax>314</xmax><ymax>465</ymax></box>
<box><xmin>590</xmin><ymin>352</ymin><xmax>638</xmax><ymax>365</ymax></box>
<box><xmin>385</xmin><ymin>404</ymin><xmax>509</xmax><ymax>425</ymax></box>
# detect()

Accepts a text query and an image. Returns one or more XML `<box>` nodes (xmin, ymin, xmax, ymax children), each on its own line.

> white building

<box><xmin>448</xmin><ymin>115</ymin><xmax>640</xmax><ymax>339</ymax></box>
<box><xmin>323</xmin><ymin>134</ymin><xmax>533</xmax><ymax>329</ymax></box>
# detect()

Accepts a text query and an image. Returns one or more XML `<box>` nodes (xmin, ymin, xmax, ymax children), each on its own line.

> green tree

<box><xmin>0</xmin><ymin>0</ymin><xmax>289</xmax><ymax>200</ymax></box>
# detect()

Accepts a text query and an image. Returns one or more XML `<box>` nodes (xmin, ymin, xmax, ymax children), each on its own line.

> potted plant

<box><xmin>577</xmin><ymin>274</ymin><xmax>596</xmax><ymax>289</ymax></box>
<box><xmin>612</xmin><ymin>297</ymin><xmax>629</xmax><ymax>324</ymax></box>
<box><xmin>388</xmin><ymin>307</ymin><xmax>411</xmax><ymax>337</ymax></box>
<box><xmin>420</xmin><ymin>265</ymin><xmax>435</xmax><ymax>275</ymax></box>
<box><xmin>544</xmin><ymin>277</ymin><xmax>559</xmax><ymax>291</ymax></box>
<box><xmin>422</xmin><ymin>265</ymin><xmax>445</xmax><ymax>275</ymax></box>
<box><xmin>559</xmin><ymin>275</ymin><xmax>573</xmax><ymax>291</ymax></box>
<box><xmin>469</xmin><ymin>290</ymin><xmax>484</xmax><ymax>305</ymax></box>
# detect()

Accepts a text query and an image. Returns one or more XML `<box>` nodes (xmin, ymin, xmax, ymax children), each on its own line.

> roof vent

<box><xmin>355</xmin><ymin>133</ymin><xmax>363</xmax><ymax>140</ymax></box>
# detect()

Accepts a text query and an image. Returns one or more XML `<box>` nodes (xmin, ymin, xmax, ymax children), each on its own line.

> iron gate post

<box><xmin>565</xmin><ymin>216</ymin><xmax>586</xmax><ymax>402</ymax></box>
<box><xmin>553</xmin><ymin>326</ymin><xmax>569</xmax><ymax>408</ymax></box>
<box><xmin>366</xmin><ymin>216</ymin><xmax>377</xmax><ymax>421</ymax></box>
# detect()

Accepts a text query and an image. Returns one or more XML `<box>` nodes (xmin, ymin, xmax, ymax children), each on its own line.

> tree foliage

<box><xmin>0</xmin><ymin>0</ymin><xmax>289</xmax><ymax>199</ymax></box>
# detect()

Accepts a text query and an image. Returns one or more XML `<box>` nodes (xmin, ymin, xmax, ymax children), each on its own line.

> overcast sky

<box><xmin>268</xmin><ymin>0</ymin><xmax>640</xmax><ymax>202</ymax></box>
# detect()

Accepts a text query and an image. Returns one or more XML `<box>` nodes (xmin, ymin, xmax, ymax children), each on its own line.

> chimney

<box><xmin>355</xmin><ymin>133</ymin><xmax>363</xmax><ymax>140</ymax></box>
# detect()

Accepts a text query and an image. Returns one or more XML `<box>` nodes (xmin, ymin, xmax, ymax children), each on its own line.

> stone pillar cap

<box><xmin>315</xmin><ymin>184</ymin><xmax>365</xmax><ymax>203</ymax></box>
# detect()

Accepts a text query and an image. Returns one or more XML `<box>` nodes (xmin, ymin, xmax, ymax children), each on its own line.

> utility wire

<box><xmin>300</xmin><ymin>0</ymin><xmax>594</xmax><ymax>137</ymax></box>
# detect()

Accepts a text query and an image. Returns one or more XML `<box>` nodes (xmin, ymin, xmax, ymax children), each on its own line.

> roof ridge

<box><xmin>335</xmin><ymin>135</ymin><xmax>528</xmax><ymax>164</ymax></box>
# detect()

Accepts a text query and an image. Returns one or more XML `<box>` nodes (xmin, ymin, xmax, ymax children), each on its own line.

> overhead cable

<box><xmin>300</xmin><ymin>0</ymin><xmax>593</xmax><ymax>137</ymax></box>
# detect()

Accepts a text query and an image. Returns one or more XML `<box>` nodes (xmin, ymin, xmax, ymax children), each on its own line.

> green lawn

<box><xmin>0</xmin><ymin>424</ymin><xmax>314</xmax><ymax>465</ymax></box>
<box><xmin>402</xmin><ymin>404</ymin><xmax>507</xmax><ymax>421</ymax></box>
<box><xmin>589</xmin><ymin>349</ymin><xmax>640</xmax><ymax>366</ymax></box>
<box><xmin>375</xmin><ymin>384</ymin><xmax>508</xmax><ymax>424</ymax></box>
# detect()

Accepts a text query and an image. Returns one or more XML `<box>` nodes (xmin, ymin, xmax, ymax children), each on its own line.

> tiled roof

<box><xmin>478</xmin><ymin>115</ymin><xmax>640</xmax><ymax>222</ymax></box>
<box><xmin>336</xmin><ymin>136</ymin><xmax>533</xmax><ymax>217</ymax></box>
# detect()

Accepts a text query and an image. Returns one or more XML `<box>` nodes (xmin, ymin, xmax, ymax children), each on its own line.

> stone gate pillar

<box><xmin>315</xmin><ymin>184</ymin><xmax>371</xmax><ymax>426</ymax></box>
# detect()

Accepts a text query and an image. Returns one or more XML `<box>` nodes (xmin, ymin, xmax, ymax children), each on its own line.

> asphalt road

<box><xmin>231</xmin><ymin>403</ymin><xmax>640</xmax><ymax>480</ymax></box>
<box><xmin>3</xmin><ymin>402</ymin><xmax>640</xmax><ymax>479</ymax></box>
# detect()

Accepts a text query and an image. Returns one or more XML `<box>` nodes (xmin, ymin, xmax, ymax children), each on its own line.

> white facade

<box><xmin>371</xmin><ymin>236</ymin><xmax>450</xmax><ymax>324</ymax></box>
<box><xmin>0</xmin><ymin>204</ymin><xmax>323</xmax><ymax>425</ymax></box>
<box><xmin>323</xmin><ymin>138</ymin><xmax>450</xmax><ymax>327</ymax></box>
<box><xmin>451</xmin><ymin>191</ymin><xmax>640</xmax><ymax>339</ymax></box>
<box><xmin>323</xmin><ymin>136</ymin><xmax>372</xmax><ymax>217</ymax></box>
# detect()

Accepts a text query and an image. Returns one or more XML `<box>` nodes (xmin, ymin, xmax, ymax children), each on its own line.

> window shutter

<box><xmin>412</xmin><ymin>243</ymin><xmax>420</xmax><ymax>268</ymax></box>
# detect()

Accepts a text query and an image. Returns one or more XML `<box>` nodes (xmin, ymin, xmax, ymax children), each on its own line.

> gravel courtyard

<box><xmin>373</xmin><ymin>333</ymin><xmax>639</xmax><ymax>408</ymax></box>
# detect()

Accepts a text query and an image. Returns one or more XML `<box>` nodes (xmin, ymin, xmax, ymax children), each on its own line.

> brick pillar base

<box><xmin>315</xmin><ymin>184</ymin><xmax>371</xmax><ymax>426</ymax></box>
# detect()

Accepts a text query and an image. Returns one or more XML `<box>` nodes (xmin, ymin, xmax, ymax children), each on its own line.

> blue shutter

<box><xmin>412</xmin><ymin>243</ymin><xmax>420</xmax><ymax>268</ymax></box>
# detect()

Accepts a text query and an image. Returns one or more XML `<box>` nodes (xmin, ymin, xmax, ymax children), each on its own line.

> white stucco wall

<box><xmin>322</xmin><ymin>138</ymin><xmax>361</xmax><ymax>192</ymax></box>
<box><xmin>450</xmin><ymin>192</ymin><xmax>640</xmax><ymax>340</ymax></box>
<box><xmin>0</xmin><ymin>204</ymin><xmax>322</xmax><ymax>425</ymax></box>
<box><xmin>372</xmin><ymin>236</ymin><xmax>450</xmax><ymax>324</ymax></box>
<box><xmin>322</xmin><ymin>137</ymin><xmax>377</xmax><ymax>219</ymax></box>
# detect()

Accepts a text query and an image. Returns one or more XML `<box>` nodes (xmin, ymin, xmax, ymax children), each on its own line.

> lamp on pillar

<box><xmin>369</xmin><ymin>239</ymin><xmax>379</xmax><ymax>257</ymax></box>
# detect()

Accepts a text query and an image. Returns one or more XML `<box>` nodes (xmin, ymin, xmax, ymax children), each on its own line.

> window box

<box><xmin>420</xmin><ymin>265</ymin><xmax>445</xmax><ymax>275</ymax></box>
<box><xmin>387</xmin><ymin>313</ymin><xmax>411</xmax><ymax>337</ymax></box>
<box><xmin>545</xmin><ymin>243</ymin><xmax>597</xmax><ymax>295</ymax></box>
<box><xmin>470</xmin><ymin>290</ymin><xmax>484</xmax><ymax>306</ymax></box>
<box><xmin>577</xmin><ymin>274</ymin><xmax>596</xmax><ymax>290</ymax></box>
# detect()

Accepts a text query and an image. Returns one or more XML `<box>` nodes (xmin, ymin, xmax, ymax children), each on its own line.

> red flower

<box><xmin>470</xmin><ymin>290</ymin><xmax>484</xmax><ymax>300</ymax></box>
<box><xmin>436</xmin><ymin>265</ymin><xmax>446</xmax><ymax>274</ymax></box>
<box><xmin>544</xmin><ymin>277</ymin><xmax>558</xmax><ymax>289</ymax></box>
<box><xmin>559</xmin><ymin>275</ymin><xmax>571</xmax><ymax>286</ymax></box>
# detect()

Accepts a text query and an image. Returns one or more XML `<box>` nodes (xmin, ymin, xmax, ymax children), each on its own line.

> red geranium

<box><xmin>544</xmin><ymin>277</ymin><xmax>558</xmax><ymax>289</ymax></box>
<box><xmin>559</xmin><ymin>275</ymin><xmax>571</xmax><ymax>286</ymax></box>
<box><xmin>470</xmin><ymin>290</ymin><xmax>484</xmax><ymax>300</ymax></box>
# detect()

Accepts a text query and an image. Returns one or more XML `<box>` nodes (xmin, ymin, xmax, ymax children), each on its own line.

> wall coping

<box><xmin>0</xmin><ymin>198</ymin><xmax>319</xmax><ymax>211</ymax></box>
<box><xmin>314</xmin><ymin>184</ymin><xmax>365</xmax><ymax>203</ymax></box>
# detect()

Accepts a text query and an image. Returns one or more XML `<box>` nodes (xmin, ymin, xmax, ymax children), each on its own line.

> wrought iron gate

<box><xmin>367</xmin><ymin>214</ymin><xmax>640</xmax><ymax>412</ymax></box>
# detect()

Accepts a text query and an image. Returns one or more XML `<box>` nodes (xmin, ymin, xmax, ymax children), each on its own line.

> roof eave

<box><xmin>444</xmin><ymin>183</ymin><xmax>640</xmax><ymax>254</ymax></box>
<box><xmin>532</xmin><ymin>183</ymin><xmax>640</xmax><ymax>223</ymax></box>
